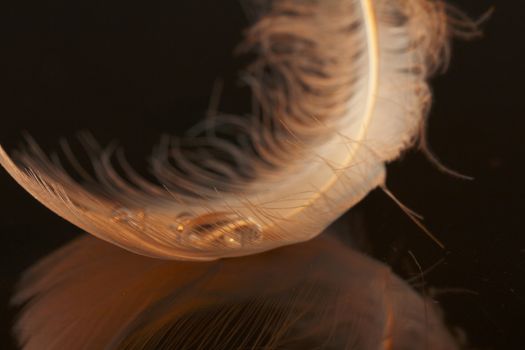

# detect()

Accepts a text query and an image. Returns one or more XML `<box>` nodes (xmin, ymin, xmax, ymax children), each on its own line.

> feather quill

<box><xmin>0</xmin><ymin>0</ymin><xmax>451</xmax><ymax>260</ymax></box>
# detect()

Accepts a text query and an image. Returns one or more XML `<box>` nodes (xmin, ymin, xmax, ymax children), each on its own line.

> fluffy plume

<box><xmin>0</xmin><ymin>0</ymin><xmax>451</xmax><ymax>260</ymax></box>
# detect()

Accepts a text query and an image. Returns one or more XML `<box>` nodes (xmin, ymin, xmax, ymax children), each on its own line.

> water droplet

<box><xmin>222</xmin><ymin>219</ymin><xmax>262</xmax><ymax>248</ymax></box>
<box><xmin>169</xmin><ymin>212</ymin><xmax>195</xmax><ymax>244</ymax></box>
<box><xmin>170</xmin><ymin>213</ymin><xmax>263</xmax><ymax>250</ymax></box>
<box><xmin>111</xmin><ymin>207</ymin><xmax>146</xmax><ymax>230</ymax></box>
<box><xmin>112</xmin><ymin>207</ymin><xmax>132</xmax><ymax>222</ymax></box>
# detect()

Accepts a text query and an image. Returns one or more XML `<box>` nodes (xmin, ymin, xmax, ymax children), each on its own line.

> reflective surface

<box><xmin>12</xmin><ymin>229</ymin><xmax>459</xmax><ymax>350</ymax></box>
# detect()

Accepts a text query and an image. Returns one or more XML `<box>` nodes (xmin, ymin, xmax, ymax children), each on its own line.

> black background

<box><xmin>0</xmin><ymin>0</ymin><xmax>523</xmax><ymax>349</ymax></box>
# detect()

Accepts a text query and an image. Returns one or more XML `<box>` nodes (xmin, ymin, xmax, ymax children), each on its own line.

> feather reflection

<box><xmin>13</xmin><ymin>226</ymin><xmax>458</xmax><ymax>350</ymax></box>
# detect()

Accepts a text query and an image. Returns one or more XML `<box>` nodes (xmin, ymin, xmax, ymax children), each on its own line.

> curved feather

<box><xmin>0</xmin><ymin>0</ymin><xmax>450</xmax><ymax>260</ymax></box>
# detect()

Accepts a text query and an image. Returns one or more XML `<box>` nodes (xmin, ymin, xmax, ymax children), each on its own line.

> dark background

<box><xmin>0</xmin><ymin>0</ymin><xmax>522</xmax><ymax>349</ymax></box>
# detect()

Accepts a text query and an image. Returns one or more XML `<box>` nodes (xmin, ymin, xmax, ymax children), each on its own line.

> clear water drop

<box><xmin>111</xmin><ymin>207</ymin><xmax>146</xmax><ymax>230</ymax></box>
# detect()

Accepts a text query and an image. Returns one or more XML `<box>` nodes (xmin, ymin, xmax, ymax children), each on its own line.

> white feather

<box><xmin>0</xmin><ymin>0</ymin><xmax>451</xmax><ymax>260</ymax></box>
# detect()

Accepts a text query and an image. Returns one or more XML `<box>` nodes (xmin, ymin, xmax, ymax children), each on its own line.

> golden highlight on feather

<box><xmin>0</xmin><ymin>0</ymin><xmax>453</xmax><ymax>260</ymax></box>
<box><xmin>12</xmin><ymin>232</ymin><xmax>460</xmax><ymax>350</ymax></box>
